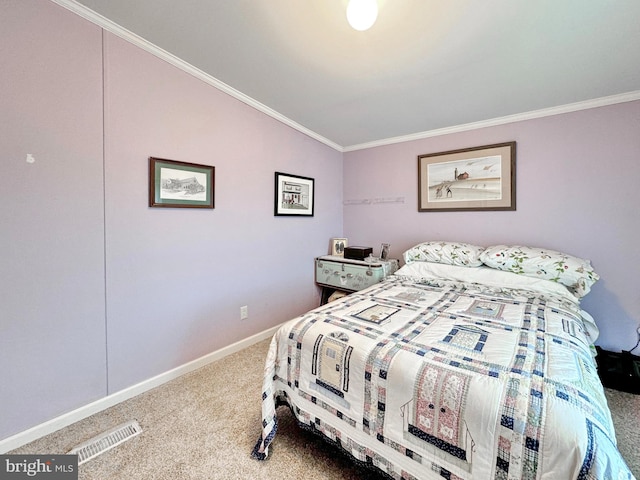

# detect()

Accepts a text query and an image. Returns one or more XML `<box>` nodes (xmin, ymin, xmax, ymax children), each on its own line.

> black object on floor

<box><xmin>595</xmin><ymin>346</ymin><xmax>640</xmax><ymax>394</ymax></box>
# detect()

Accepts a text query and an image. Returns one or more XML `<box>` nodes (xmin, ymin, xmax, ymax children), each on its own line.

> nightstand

<box><xmin>315</xmin><ymin>255</ymin><xmax>399</xmax><ymax>305</ymax></box>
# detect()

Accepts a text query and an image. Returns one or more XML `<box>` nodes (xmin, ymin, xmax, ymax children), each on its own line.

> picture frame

<box><xmin>274</xmin><ymin>172</ymin><xmax>315</xmax><ymax>216</ymax></box>
<box><xmin>330</xmin><ymin>238</ymin><xmax>348</xmax><ymax>256</ymax></box>
<box><xmin>418</xmin><ymin>142</ymin><xmax>516</xmax><ymax>212</ymax></box>
<box><xmin>380</xmin><ymin>243</ymin><xmax>390</xmax><ymax>260</ymax></box>
<box><xmin>149</xmin><ymin>157</ymin><xmax>215</xmax><ymax>208</ymax></box>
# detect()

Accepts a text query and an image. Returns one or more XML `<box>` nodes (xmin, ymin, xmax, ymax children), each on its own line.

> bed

<box><xmin>253</xmin><ymin>242</ymin><xmax>634</xmax><ymax>479</ymax></box>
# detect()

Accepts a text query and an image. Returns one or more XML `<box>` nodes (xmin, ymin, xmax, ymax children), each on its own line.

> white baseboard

<box><xmin>0</xmin><ymin>325</ymin><xmax>279</xmax><ymax>453</ymax></box>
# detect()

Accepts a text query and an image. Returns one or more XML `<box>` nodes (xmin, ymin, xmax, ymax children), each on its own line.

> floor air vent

<box><xmin>68</xmin><ymin>420</ymin><xmax>142</xmax><ymax>464</ymax></box>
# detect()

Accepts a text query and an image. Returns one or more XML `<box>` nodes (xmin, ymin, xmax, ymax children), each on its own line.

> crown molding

<box><xmin>50</xmin><ymin>0</ymin><xmax>343</xmax><ymax>152</ymax></box>
<box><xmin>48</xmin><ymin>1</ymin><xmax>640</xmax><ymax>155</ymax></box>
<box><xmin>344</xmin><ymin>90</ymin><xmax>640</xmax><ymax>152</ymax></box>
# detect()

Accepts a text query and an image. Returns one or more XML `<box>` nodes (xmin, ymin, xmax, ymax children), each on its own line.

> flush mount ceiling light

<box><xmin>346</xmin><ymin>0</ymin><xmax>378</xmax><ymax>31</ymax></box>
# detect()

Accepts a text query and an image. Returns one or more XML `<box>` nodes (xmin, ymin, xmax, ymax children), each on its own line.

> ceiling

<box><xmin>67</xmin><ymin>0</ymin><xmax>640</xmax><ymax>150</ymax></box>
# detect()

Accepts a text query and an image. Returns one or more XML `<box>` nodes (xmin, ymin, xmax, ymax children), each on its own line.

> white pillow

<box><xmin>395</xmin><ymin>262</ymin><xmax>578</xmax><ymax>301</ymax></box>
<box><xmin>403</xmin><ymin>241</ymin><xmax>485</xmax><ymax>267</ymax></box>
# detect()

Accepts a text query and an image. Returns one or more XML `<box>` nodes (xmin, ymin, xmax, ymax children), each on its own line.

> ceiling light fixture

<box><xmin>346</xmin><ymin>0</ymin><xmax>378</xmax><ymax>31</ymax></box>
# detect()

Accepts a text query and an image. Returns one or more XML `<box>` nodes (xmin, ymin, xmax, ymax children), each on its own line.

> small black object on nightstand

<box><xmin>344</xmin><ymin>246</ymin><xmax>373</xmax><ymax>260</ymax></box>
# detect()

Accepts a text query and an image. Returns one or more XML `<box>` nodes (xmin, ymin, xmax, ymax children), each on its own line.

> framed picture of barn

<box><xmin>149</xmin><ymin>157</ymin><xmax>215</xmax><ymax>208</ymax></box>
<box><xmin>418</xmin><ymin>142</ymin><xmax>516</xmax><ymax>212</ymax></box>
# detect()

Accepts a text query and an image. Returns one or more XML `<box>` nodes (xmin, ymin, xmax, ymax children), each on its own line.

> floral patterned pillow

<box><xmin>403</xmin><ymin>241</ymin><xmax>485</xmax><ymax>267</ymax></box>
<box><xmin>480</xmin><ymin>245</ymin><xmax>599</xmax><ymax>298</ymax></box>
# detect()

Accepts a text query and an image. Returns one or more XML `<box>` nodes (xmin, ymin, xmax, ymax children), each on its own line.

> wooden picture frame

<box><xmin>149</xmin><ymin>157</ymin><xmax>215</xmax><ymax>208</ymax></box>
<box><xmin>274</xmin><ymin>172</ymin><xmax>315</xmax><ymax>216</ymax></box>
<box><xmin>418</xmin><ymin>142</ymin><xmax>516</xmax><ymax>212</ymax></box>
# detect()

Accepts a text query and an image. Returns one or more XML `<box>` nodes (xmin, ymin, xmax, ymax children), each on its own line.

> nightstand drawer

<box><xmin>315</xmin><ymin>255</ymin><xmax>398</xmax><ymax>292</ymax></box>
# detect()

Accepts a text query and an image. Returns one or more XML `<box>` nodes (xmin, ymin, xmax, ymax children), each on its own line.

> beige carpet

<box><xmin>11</xmin><ymin>338</ymin><xmax>640</xmax><ymax>479</ymax></box>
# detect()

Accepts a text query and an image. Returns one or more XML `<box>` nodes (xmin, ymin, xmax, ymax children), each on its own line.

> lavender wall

<box><xmin>343</xmin><ymin>100</ymin><xmax>640</xmax><ymax>352</ymax></box>
<box><xmin>1</xmin><ymin>0</ymin><xmax>342</xmax><ymax>441</ymax></box>
<box><xmin>102</xmin><ymin>33</ymin><xmax>343</xmax><ymax>392</ymax></box>
<box><xmin>1</xmin><ymin>0</ymin><xmax>107</xmax><ymax>442</ymax></box>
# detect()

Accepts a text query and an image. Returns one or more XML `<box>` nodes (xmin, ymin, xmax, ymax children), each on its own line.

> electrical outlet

<box><xmin>240</xmin><ymin>305</ymin><xmax>248</xmax><ymax>320</ymax></box>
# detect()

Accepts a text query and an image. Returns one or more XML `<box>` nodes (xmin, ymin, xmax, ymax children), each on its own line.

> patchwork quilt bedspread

<box><xmin>253</xmin><ymin>266</ymin><xmax>633</xmax><ymax>479</ymax></box>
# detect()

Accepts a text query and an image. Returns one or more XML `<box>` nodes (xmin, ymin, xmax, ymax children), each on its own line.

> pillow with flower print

<box><xmin>480</xmin><ymin>245</ymin><xmax>599</xmax><ymax>298</ymax></box>
<box><xmin>403</xmin><ymin>241</ymin><xmax>485</xmax><ymax>267</ymax></box>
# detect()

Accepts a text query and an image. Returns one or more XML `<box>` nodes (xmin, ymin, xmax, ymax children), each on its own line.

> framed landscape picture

<box><xmin>274</xmin><ymin>172</ymin><xmax>315</xmax><ymax>216</ymax></box>
<box><xmin>149</xmin><ymin>157</ymin><xmax>215</xmax><ymax>208</ymax></box>
<box><xmin>418</xmin><ymin>142</ymin><xmax>516</xmax><ymax>212</ymax></box>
